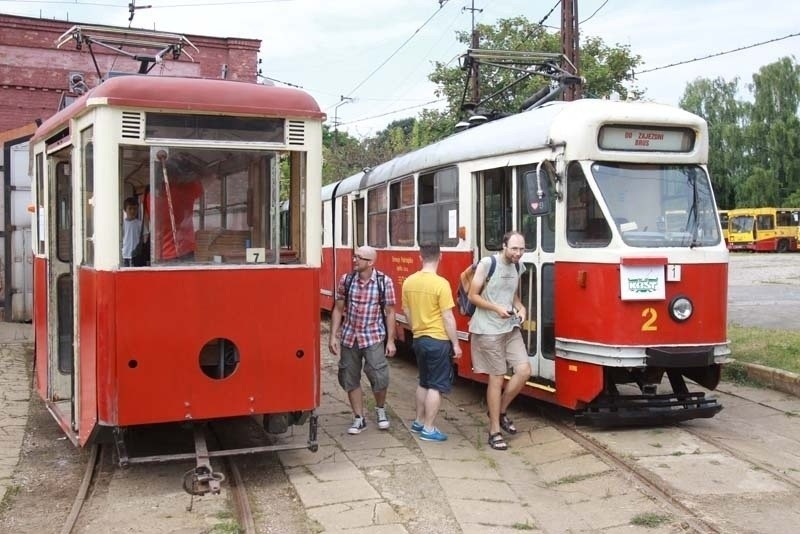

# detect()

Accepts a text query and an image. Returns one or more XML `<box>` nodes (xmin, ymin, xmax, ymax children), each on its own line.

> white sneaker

<box><xmin>347</xmin><ymin>415</ymin><xmax>366</xmax><ymax>435</ymax></box>
<box><xmin>376</xmin><ymin>407</ymin><xmax>390</xmax><ymax>430</ymax></box>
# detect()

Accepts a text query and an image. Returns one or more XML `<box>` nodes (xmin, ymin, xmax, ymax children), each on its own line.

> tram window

<box><xmin>120</xmin><ymin>145</ymin><xmax>304</xmax><ymax>265</ymax></box>
<box><xmin>55</xmin><ymin>162</ymin><xmax>72</xmax><ymax>262</ymax></box>
<box><xmin>390</xmin><ymin>177</ymin><xmax>415</xmax><ymax>246</ymax></box>
<box><xmin>354</xmin><ymin>197</ymin><xmax>365</xmax><ymax>247</ymax></box>
<box><xmin>82</xmin><ymin>129</ymin><xmax>94</xmax><ymax>266</ymax></box>
<box><xmin>482</xmin><ymin>168</ymin><xmax>512</xmax><ymax>250</ymax></box>
<box><xmin>340</xmin><ymin>197</ymin><xmax>348</xmax><ymax>247</ymax></box>
<box><xmin>418</xmin><ymin>167</ymin><xmax>458</xmax><ymax>247</ymax></box>
<box><xmin>146</xmin><ymin>114</ymin><xmax>284</xmax><ymax>144</ymax></box>
<box><xmin>35</xmin><ymin>153</ymin><xmax>45</xmax><ymax>254</ymax></box>
<box><xmin>367</xmin><ymin>187</ymin><xmax>387</xmax><ymax>248</ymax></box>
<box><xmin>517</xmin><ymin>164</ymin><xmax>556</xmax><ymax>252</ymax></box>
<box><xmin>566</xmin><ymin>163</ymin><xmax>611</xmax><ymax>248</ymax></box>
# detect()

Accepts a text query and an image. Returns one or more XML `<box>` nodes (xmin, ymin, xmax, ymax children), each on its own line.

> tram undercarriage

<box><xmin>111</xmin><ymin>411</ymin><xmax>318</xmax><ymax>496</ymax></box>
<box><xmin>575</xmin><ymin>348</ymin><xmax>724</xmax><ymax>426</ymax></box>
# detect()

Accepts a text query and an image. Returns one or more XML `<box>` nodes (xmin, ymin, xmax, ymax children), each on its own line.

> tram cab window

<box><xmin>119</xmin><ymin>145</ymin><xmax>306</xmax><ymax>265</ymax></box>
<box><xmin>566</xmin><ymin>163</ymin><xmax>611</xmax><ymax>248</ymax></box>
<box><xmin>592</xmin><ymin>163</ymin><xmax>720</xmax><ymax>247</ymax></box>
<box><xmin>481</xmin><ymin>168</ymin><xmax>512</xmax><ymax>251</ymax></box>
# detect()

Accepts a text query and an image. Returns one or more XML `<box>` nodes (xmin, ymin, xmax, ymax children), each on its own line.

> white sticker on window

<box><xmin>448</xmin><ymin>210</ymin><xmax>457</xmax><ymax>239</ymax></box>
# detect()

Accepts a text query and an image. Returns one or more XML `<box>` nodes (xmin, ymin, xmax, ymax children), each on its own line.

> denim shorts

<box><xmin>338</xmin><ymin>342</ymin><xmax>389</xmax><ymax>392</ymax></box>
<box><xmin>413</xmin><ymin>336</ymin><xmax>454</xmax><ymax>394</ymax></box>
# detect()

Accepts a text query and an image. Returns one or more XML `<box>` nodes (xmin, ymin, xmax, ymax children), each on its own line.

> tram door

<box><xmin>47</xmin><ymin>149</ymin><xmax>76</xmax><ymax>427</ymax></box>
<box><xmin>478</xmin><ymin>165</ymin><xmax>556</xmax><ymax>382</ymax></box>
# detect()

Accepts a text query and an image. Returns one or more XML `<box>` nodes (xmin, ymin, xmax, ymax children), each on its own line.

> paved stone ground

<box><xmin>0</xmin><ymin>322</ymin><xmax>33</xmax><ymax>506</ymax></box>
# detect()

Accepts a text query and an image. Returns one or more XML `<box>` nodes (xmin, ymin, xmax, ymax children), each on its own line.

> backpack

<box><xmin>456</xmin><ymin>255</ymin><xmax>519</xmax><ymax>317</ymax></box>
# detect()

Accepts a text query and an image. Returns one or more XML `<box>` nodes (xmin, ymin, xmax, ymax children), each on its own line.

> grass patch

<box><xmin>728</xmin><ymin>325</ymin><xmax>800</xmax><ymax>374</ymax></box>
<box><xmin>631</xmin><ymin>512</ymin><xmax>671</xmax><ymax>528</ymax></box>
<box><xmin>545</xmin><ymin>472</ymin><xmax>603</xmax><ymax>487</ymax></box>
<box><xmin>512</xmin><ymin>520</ymin><xmax>536</xmax><ymax>530</ymax></box>
<box><xmin>0</xmin><ymin>484</ymin><xmax>21</xmax><ymax>516</ymax></box>
<box><xmin>211</xmin><ymin>520</ymin><xmax>243</xmax><ymax>534</ymax></box>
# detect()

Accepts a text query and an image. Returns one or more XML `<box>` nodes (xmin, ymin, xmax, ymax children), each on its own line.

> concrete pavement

<box><xmin>0</xmin><ymin>322</ymin><xmax>33</xmax><ymax>507</ymax></box>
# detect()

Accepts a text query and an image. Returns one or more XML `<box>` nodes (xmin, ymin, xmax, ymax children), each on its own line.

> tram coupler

<box><xmin>182</xmin><ymin>425</ymin><xmax>225</xmax><ymax>496</ymax></box>
<box><xmin>307</xmin><ymin>413</ymin><xmax>319</xmax><ymax>453</ymax></box>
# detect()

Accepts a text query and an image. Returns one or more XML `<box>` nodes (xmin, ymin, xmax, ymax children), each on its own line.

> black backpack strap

<box><xmin>343</xmin><ymin>271</ymin><xmax>356</xmax><ymax>305</ymax></box>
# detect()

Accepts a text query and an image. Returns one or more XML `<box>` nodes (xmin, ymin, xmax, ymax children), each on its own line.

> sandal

<box><xmin>499</xmin><ymin>413</ymin><xmax>517</xmax><ymax>434</ymax></box>
<box><xmin>488</xmin><ymin>432</ymin><xmax>508</xmax><ymax>451</ymax></box>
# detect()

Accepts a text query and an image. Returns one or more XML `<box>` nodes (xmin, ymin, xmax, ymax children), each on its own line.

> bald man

<box><xmin>329</xmin><ymin>246</ymin><xmax>397</xmax><ymax>434</ymax></box>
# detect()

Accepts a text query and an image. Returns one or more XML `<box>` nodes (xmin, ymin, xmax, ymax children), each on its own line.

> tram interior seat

<box><xmin>194</xmin><ymin>229</ymin><xmax>300</xmax><ymax>264</ymax></box>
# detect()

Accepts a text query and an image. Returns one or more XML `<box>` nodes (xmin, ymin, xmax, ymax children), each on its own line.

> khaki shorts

<box><xmin>338</xmin><ymin>342</ymin><xmax>389</xmax><ymax>392</ymax></box>
<box><xmin>471</xmin><ymin>330</ymin><xmax>529</xmax><ymax>375</ymax></box>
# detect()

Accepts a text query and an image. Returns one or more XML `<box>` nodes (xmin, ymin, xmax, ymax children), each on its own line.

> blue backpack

<box><xmin>456</xmin><ymin>256</ymin><xmax>520</xmax><ymax>317</ymax></box>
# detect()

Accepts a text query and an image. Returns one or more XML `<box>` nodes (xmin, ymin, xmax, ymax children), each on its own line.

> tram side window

<box><xmin>566</xmin><ymin>163</ymin><xmax>611</xmax><ymax>248</ymax></box>
<box><xmin>354</xmin><ymin>197</ymin><xmax>365</xmax><ymax>247</ymax></box>
<box><xmin>482</xmin><ymin>168</ymin><xmax>512</xmax><ymax>250</ymax></box>
<box><xmin>419</xmin><ymin>167</ymin><xmax>458</xmax><ymax>247</ymax></box>
<box><xmin>367</xmin><ymin>187</ymin><xmax>387</xmax><ymax>248</ymax></box>
<box><xmin>82</xmin><ymin>129</ymin><xmax>94</xmax><ymax>266</ymax></box>
<box><xmin>390</xmin><ymin>177</ymin><xmax>414</xmax><ymax>246</ymax></box>
<box><xmin>56</xmin><ymin>162</ymin><xmax>72</xmax><ymax>262</ymax></box>
<box><xmin>35</xmin><ymin>153</ymin><xmax>45</xmax><ymax>255</ymax></box>
<box><xmin>340</xmin><ymin>197</ymin><xmax>348</xmax><ymax>247</ymax></box>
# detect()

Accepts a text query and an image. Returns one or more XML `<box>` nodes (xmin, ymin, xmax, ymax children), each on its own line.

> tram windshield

<box><xmin>591</xmin><ymin>163</ymin><xmax>721</xmax><ymax>248</ymax></box>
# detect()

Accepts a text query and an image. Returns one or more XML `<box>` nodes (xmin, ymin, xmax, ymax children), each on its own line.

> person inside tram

<box><xmin>121</xmin><ymin>196</ymin><xmax>143</xmax><ymax>267</ymax></box>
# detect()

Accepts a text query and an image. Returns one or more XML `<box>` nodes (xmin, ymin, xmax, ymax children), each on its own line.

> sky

<box><xmin>2</xmin><ymin>0</ymin><xmax>800</xmax><ymax>138</ymax></box>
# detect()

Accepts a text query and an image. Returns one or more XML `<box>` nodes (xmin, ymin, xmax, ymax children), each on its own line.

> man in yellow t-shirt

<box><xmin>402</xmin><ymin>242</ymin><xmax>462</xmax><ymax>442</ymax></box>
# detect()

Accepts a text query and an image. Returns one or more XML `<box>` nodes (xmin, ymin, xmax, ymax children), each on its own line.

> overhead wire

<box><xmin>579</xmin><ymin>0</ymin><xmax>608</xmax><ymax>24</ymax></box>
<box><xmin>339</xmin><ymin>98</ymin><xmax>446</xmax><ymax>127</ymax></box>
<box><xmin>635</xmin><ymin>31</ymin><xmax>800</xmax><ymax>75</ymax></box>
<box><xmin>342</xmin><ymin>0</ymin><xmax>452</xmax><ymax>98</ymax></box>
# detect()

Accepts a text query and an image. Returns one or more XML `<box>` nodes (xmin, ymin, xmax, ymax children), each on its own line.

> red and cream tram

<box><xmin>31</xmin><ymin>76</ymin><xmax>323</xmax><ymax>485</ymax></box>
<box><xmin>322</xmin><ymin>99</ymin><xmax>729</xmax><ymax>425</ymax></box>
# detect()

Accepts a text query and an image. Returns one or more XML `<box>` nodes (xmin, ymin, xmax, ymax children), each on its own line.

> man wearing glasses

<box><xmin>467</xmin><ymin>231</ymin><xmax>531</xmax><ymax>451</ymax></box>
<box><xmin>329</xmin><ymin>246</ymin><xmax>397</xmax><ymax>434</ymax></box>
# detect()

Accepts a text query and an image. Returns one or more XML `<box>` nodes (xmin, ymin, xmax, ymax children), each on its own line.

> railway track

<box><xmin>545</xmin><ymin>420</ymin><xmax>721</xmax><ymax>534</ymax></box>
<box><xmin>58</xmin><ymin>436</ymin><xmax>256</xmax><ymax>534</ymax></box>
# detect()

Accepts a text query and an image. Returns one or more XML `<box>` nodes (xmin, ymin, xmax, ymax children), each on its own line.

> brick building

<box><xmin>0</xmin><ymin>13</ymin><xmax>262</xmax><ymax>320</ymax></box>
<box><xmin>0</xmin><ymin>13</ymin><xmax>261</xmax><ymax>132</ymax></box>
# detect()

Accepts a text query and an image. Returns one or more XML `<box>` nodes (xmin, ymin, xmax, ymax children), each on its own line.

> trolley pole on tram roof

<box><xmin>561</xmin><ymin>0</ymin><xmax>582</xmax><ymax>101</ymax></box>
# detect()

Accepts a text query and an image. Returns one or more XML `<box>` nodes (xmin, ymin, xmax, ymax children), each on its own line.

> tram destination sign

<box><xmin>598</xmin><ymin>125</ymin><xmax>695</xmax><ymax>152</ymax></box>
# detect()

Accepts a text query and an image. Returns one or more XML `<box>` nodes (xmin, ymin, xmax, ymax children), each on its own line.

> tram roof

<box><xmin>322</xmin><ymin>99</ymin><xmax>707</xmax><ymax>200</ymax></box>
<box><xmin>32</xmin><ymin>75</ymin><xmax>325</xmax><ymax>143</ymax></box>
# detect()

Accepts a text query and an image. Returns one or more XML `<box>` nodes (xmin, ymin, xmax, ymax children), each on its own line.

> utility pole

<box><xmin>561</xmin><ymin>0</ymin><xmax>581</xmax><ymax>101</ymax></box>
<box><xmin>464</xmin><ymin>0</ymin><xmax>482</xmax><ymax>109</ymax></box>
<box><xmin>332</xmin><ymin>95</ymin><xmax>353</xmax><ymax>150</ymax></box>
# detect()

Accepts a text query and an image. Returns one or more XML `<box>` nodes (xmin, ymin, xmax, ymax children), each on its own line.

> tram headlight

<box><xmin>669</xmin><ymin>296</ymin><xmax>693</xmax><ymax>322</ymax></box>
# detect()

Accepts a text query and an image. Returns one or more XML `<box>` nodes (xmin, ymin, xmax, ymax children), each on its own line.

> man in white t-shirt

<box><xmin>122</xmin><ymin>196</ymin><xmax>143</xmax><ymax>267</ymax></box>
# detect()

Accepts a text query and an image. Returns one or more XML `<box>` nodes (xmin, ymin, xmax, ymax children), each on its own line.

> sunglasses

<box><xmin>353</xmin><ymin>255</ymin><xmax>372</xmax><ymax>261</ymax></box>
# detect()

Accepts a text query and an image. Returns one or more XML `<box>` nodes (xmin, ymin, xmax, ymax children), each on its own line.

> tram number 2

<box><xmin>641</xmin><ymin>307</ymin><xmax>658</xmax><ymax>331</ymax></box>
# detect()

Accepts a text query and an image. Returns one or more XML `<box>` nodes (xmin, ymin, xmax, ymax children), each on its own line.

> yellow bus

<box><xmin>718</xmin><ymin>209</ymin><xmax>729</xmax><ymax>245</ymax></box>
<box><xmin>727</xmin><ymin>207</ymin><xmax>799</xmax><ymax>252</ymax></box>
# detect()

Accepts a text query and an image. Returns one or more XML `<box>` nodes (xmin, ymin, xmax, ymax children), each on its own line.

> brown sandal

<box><xmin>488</xmin><ymin>432</ymin><xmax>508</xmax><ymax>451</ymax></box>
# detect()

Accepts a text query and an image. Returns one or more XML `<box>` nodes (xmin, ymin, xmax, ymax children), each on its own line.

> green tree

<box><xmin>322</xmin><ymin>124</ymin><xmax>366</xmax><ymax>185</ymax></box>
<box><xmin>744</xmin><ymin>57</ymin><xmax>800</xmax><ymax>206</ymax></box>
<box><xmin>679</xmin><ymin>77</ymin><xmax>749</xmax><ymax>209</ymax></box>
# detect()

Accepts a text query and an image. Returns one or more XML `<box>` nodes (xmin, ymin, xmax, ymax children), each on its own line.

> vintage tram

<box><xmin>31</xmin><ymin>75</ymin><xmax>323</xmax><ymax>489</ymax></box>
<box><xmin>321</xmin><ymin>99</ymin><xmax>729</xmax><ymax>425</ymax></box>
